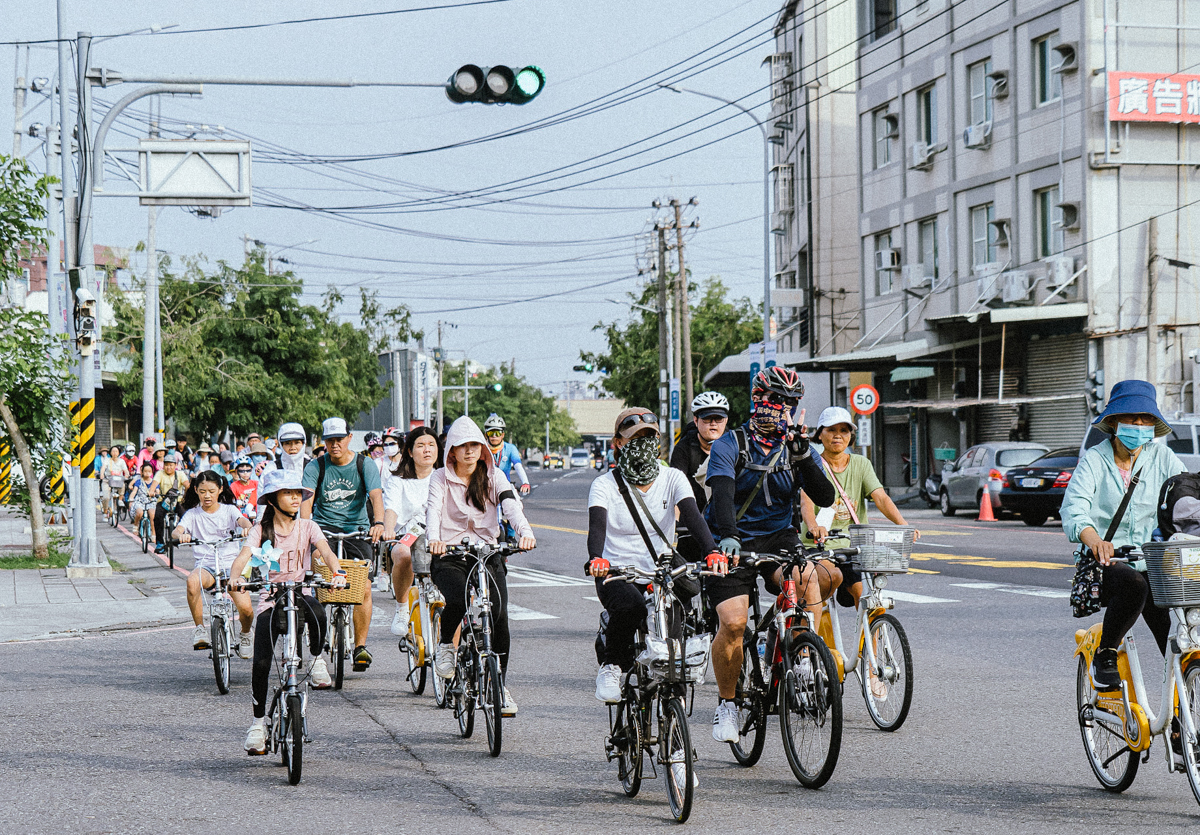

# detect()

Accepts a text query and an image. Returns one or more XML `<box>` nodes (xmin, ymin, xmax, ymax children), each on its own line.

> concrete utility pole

<box><xmin>1148</xmin><ymin>216</ymin><xmax>1159</xmax><ymax>391</ymax></box>
<box><xmin>671</xmin><ymin>198</ymin><xmax>696</xmax><ymax>420</ymax></box>
<box><xmin>656</xmin><ymin>225</ymin><xmax>671</xmax><ymax>441</ymax></box>
<box><xmin>12</xmin><ymin>46</ymin><xmax>27</xmax><ymax>157</ymax></box>
<box><xmin>436</xmin><ymin>321</ymin><xmax>445</xmax><ymax>434</ymax></box>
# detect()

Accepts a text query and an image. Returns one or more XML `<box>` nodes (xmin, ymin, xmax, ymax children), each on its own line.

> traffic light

<box><xmin>446</xmin><ymin>64</ymin><xmax>545</xmax><ymax>104</ymax></box>
<box><xmin>491</xmin><ymin>382</ymin><xmax>503</xmax><ymax>392</ymax></box>
<box><xmin>573</xmin><ymin>362</ymin><xmax>595</xmax><ymax>373</ymax></box>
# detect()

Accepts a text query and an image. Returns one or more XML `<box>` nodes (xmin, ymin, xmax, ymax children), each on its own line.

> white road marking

<box><xmin>914</xmin><ymin>542</ymin><xmax>954</xmax><ymax>549</ymax></box>
<box><xmin>508</xmin><ymin>604</ymin><xmax>557</xmax><ymax>621</ymax></box>
<box><xmin>884</xmin><ymin>590</ymin><xmax>960</xmax><ymax>604</ymax></box>
<box><xmin>951</xmin><ymin>581</ymin><xmax>1069</xmax><ymax>599</ymax></box>
<box><xmin>583</xmin><ymin>596</ymin><xmax>600</xmax><ymax>602</ymax></box>
<box><xmin>507</xmin><ymin>566</ymin><xmax>593</xmax><ymax>588</ymax></box>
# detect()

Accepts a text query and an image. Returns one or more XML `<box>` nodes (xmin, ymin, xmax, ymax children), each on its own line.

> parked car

<box><xmin>1078</xmin><ymin>415</ymin><xmax>1200</xmax><ymax>472</ymax></box>
<box><xmin>569</xmin><ymin>448</ymin><xmax>592</xmax><ymax>469</ymax></box>
<box><xmin>998</xmin><ymin>448</ymin><xmax>1079</xmax><ymax>526</ymax></box>
<box><xmin>938</xmin><ymin>442</ymin><xmax>1049</xmax><ymax>517</ymax></box>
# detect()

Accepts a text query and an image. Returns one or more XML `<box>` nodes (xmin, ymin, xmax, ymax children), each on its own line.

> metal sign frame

<box><xmin>137</xmin><ymin>139</ymin><xmax>252</xmax><ymax>206</ymax></box>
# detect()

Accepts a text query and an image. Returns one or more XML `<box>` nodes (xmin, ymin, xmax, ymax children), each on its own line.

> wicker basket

<box><xmin>847</xmin><ymin>525</ymin><xmax>915</xmax><ymax>574</ymax></box>
<box><xmin>1142</xmin><ymin>540</ymin><xmax>1200</xmax><ymax>608</ymax></box>
<box><xmin>313</xmin><ymin>558</ymin><xmax>369</xmax><ymax>605</ymax></box>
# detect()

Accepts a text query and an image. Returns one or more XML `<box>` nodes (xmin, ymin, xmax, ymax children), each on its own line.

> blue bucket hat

<box><xmin>1092</xmin><ymin>379</ymin><xmax>1172</xmax><ymax>437</ymax></box>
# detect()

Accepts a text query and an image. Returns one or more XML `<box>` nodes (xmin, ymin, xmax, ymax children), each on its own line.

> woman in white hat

<box><xmin>799</xmin><ymin>406</ymin><xmax>917</xmax><ymax>609</ymax></box>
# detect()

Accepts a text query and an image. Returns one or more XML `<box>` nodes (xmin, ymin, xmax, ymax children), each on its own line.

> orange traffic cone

<box><xmin>977</xmin><ymin>488</ymin><xmax>996</xmax><ymax>522</ymax></box>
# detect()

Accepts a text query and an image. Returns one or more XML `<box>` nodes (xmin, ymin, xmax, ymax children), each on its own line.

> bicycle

<box><xmin>395</xmin><ymin>528</ymin><xmax>448</xmax><ymax>705</ymax></box>
<box><xmin>317</xmin><ymin>529</ymin><xmax>372</xmax><ymax>689</ymax></box>
<box><xmin>814</xmin><ymin>525</ymin><xmax>916</xmax><ymax>732</ymax></box>
<box><xmin>242</xmin><ymin>573</ymin><xmax>340</xmax><ymax>786</ymax></box>
<box><xmin>158</xmin><ymin>489</ymin><xmax>182</xmax><ymax>569</ymax></box>
<box><xmin>726</xmin><ymin>544</ymin><xmax>856</xmax><ymax>789</ymax></box>
<box><xmin>173</xmin><ymin>534</ymin><xmax>245</xmax><ymax>694</ymax></box>
<box><xmin>1075</xmin><ymin>544</ymin><xmax>1200</xmax><ymax>804</ymax></box>
<box><xmin>136</xmin><ymin>506</ymin><xmax>152</xmax><ymax>553</ymax></box>
<box><xmin>106</xmin><ymin>475</ymin><xmax>126</xmax><ymax>527</ymax></box>
<box><xmin>602</xmin><ymin>556</ymin><xmax>711</xmax><ymax>823</ymax></box>
<box><xmin>445</xmin><ymin>540</ymin><xmax>524</xmax><ymax>758</ymax></box>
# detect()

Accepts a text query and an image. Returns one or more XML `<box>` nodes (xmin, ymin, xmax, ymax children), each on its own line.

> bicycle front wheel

<box><xmin>483</xmin><ymin>654</ymin><xmax>503</xmax><ymax>757</ymax></box>
<box><xmin>331</xmin><ymin>607</ymin><xmax>347</xmax><ymax>691</ymax></box>
<box><xmin>431</xmin><ymin>608</ymin><xmax>449</xmax><ymax>708</ymax></box>
<box><xmin>285</xmin><ymin>693</ymin><xmax>304</xmax><ymax>785</ymax></box>
<box><xmin>1178</xmin><ymin>660</ymin><xmax>1200</xmax><ymax>805</ymax></box>
<box><xmin>661</xmin><ymin>696</ymin><xmax>694</xmax><ymax>823</ymax></box>
<box><xmin>779</xmin><ymin>629</ymin><xmax>843</xmax><ymax>788</ymax></box>
<box><xmin>731</xmin><ymin>630</ymin><xmax>767</xmax><ymax>766</ymax></box>
<box><xmin>1076</xmin><ymin>655</ymin><xmax>1138</xmax><ymax>792</ymax></box>
<box><xmin>860</xmin><ymin>613</ymin><xmax>913</xmax><ymax>731</ymax></box>
<box><xmin>211</xmin><ymin>617</ymin><xmax>230</xmax><ymax>695</ymax></box>
<box><xmin>456</xmin><ymin>648</ymin><xmax>475</xmax><ymax>738</ymax></box>
<box><xmin>140</xmin><ymin>520</ymin><xmax>149</xmax><ymax>553</ymax></box>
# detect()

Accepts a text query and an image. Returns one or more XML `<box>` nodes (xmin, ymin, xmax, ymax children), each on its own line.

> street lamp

<box><xmin>659</xmin><ymin>83</ymin><xmax>772</xmax><ymax>353</ymax></box>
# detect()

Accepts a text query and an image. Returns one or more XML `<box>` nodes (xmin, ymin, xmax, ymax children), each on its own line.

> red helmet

<box><xmin>752</xmin><ymin>366</ymin><xmax>804</xmax><ymax>400</ymax></box>
<box><xmin>382</xmin><ymin>426</ymin><xmax>403</xmax><ymax>442</ymax></box>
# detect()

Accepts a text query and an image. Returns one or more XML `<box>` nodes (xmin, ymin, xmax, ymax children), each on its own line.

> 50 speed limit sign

<box><xmin>850</xmin><ymin>384</ymin><xmax>880</xmax><ymax>415</ymax></box>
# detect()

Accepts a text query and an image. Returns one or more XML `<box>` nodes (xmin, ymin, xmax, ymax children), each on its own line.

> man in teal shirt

<box><xmin>302</xmin><ymin>417</ymin><xmax>385</xmax><ymax>672</ymax></box>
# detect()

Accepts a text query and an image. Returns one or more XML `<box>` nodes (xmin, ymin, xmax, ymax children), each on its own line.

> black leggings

<box><xmin>432</xmin><ymin>556</ymin><xmax>510</xmax><ymax>675</ymax></box>
<box><xmin>595</xmin><ymin>576</ymin><xmax>690</xmax><ymax>671</ymax></box>
<box><xmin>1100</xmin><ymin>562</ymin><xmax>1171</xmax><ymax>654</ymax></box>
<box><xmin>153</xmin><ymin>501</ymin><xmax>170</xmax><ymax>545</ymax></box>
<box><xmin>251</xmin><ymin>595</ymin><xmax>327</xmax><ymax>718</ymax></box>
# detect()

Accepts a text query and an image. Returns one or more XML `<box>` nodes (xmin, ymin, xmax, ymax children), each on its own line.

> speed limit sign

<box><xmin>850</xmin><ymin>384</ymin><xmax>880</xmax><ymax>415</ymax></box>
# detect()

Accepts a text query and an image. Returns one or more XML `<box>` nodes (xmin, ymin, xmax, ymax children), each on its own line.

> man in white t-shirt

<box><xmin>585</xmin><ymin>407</ymin><xmax>724</xmax><ymax>703</ymax></box>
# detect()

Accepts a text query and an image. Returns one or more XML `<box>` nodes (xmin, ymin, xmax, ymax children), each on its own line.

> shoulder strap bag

<box><xmin>613</xmin><ymin>469</ymin><xmax>700</xmax><ymax>597</ymax></box>
<box><xmin>1070</xmin><ymin>467</ymin><xmax>1141</xmax><ymax>618</ymax></box>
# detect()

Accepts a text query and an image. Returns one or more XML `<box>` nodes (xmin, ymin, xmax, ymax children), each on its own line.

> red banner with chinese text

<box><xmin>1108</xmin><ymin>71</ymin><xmax>1200</xmax><ymax>123</ymax></box>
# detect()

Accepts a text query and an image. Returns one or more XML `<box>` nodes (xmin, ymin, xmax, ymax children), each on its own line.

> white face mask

<box><xmin>383</xmin><ymin>443</ymin><xmax>400</xmax><ymax>457</ymax></box>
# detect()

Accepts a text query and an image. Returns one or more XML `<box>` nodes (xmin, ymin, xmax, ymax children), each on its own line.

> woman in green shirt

<box><xmin>800</xmin><ymin>407</ymin><xmax>918</xmax><ymax>607</ymax></box>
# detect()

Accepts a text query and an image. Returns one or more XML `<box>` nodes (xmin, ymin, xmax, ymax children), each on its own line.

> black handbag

<box><xmin>1070</xmin><ymin>468</ymin><xmax>1141</xmax><ymax>618</ymax></box>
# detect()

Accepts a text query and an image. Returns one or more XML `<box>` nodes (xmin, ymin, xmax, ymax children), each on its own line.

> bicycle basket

<box><xmin>847</xmin><ymin>525</ymin><xmax>915</xmax><ymax>574</ymax></box>
<box><xmin>637</xmin><ymin>634</ymin><xmax>711</xmax><ymax>682</ymax></box>
<box><xmin>1142</xmin><ymin>540</ymin><xmax>1200</xmax><ymax>608</ymax></box>
<box><xmin>313</xmin><ymin>558</ymin><xmax>370</xmax><ymax>605</ymax></box>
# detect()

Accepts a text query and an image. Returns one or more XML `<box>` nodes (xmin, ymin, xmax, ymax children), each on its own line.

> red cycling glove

<box><xmin>589</xmin><ymin>558</ymin><xmax>611</xmax><ymax>576</ymax></box>
<box><xmin>705</xmin><ymin>552</ymin><xmax>728</xmax><ymax>572</ymax></box>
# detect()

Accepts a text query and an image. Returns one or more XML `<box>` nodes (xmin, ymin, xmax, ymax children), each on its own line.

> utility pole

<box><xmin>142</xmin><ymin>206</ymin><xmax>158</xmax><ymax>443</ymax></box>
<box><xmin>671</xmin><ymin>198</ymin><xmax>697</xmax><ymax>419</ymax></box>
<box><xmin>12</xmin><ymin>46</ymin><xmax>27</xmax><ymax>157</ymax></box>
<box><xmin>1148</xmin><ymin>216</ymin><xmax>1159</xmax><ymax>390</ymax></box>
<box><xmin>436</xmin><ymin>320</ymin><xmax>445</xmax><ymax>434</ymax></box>
<box><xmin>656</xmin><ymin>225</ymin><xmax>671</xmax><ymax>442</ymax></box>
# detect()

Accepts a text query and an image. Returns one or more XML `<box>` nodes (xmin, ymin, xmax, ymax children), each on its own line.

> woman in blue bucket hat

<box><xmin>1061</xmin><ymin>379</ymin><xmax>1186</xmax><ymax>691</ymax></box>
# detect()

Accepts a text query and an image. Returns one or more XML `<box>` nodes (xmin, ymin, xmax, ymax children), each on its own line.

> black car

<box><xmin>998</xmin><ymin>448</ymin><xmax>1079</xmax><ymax>526</ymax></box>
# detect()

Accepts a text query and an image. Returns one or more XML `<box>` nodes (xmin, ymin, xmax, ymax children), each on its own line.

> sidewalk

<box><xmin>0</xmin><ymin>508</ymin><xmax>188</xmax><ymax>642</ymax></box>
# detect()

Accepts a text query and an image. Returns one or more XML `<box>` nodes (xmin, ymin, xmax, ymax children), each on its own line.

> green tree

<box><xmin>0</xmin><ymin>155</ymin><xmax>67</xmax><ymax>560</ymax></box>
<box><xmin>107</xmin><ymin>252</ymin><xmax>421</xmax><ymax>438</ymax></box>
<box><xmin>440</xmin><ymin>363</ymin><xmax>579</xmax><ymax>451</ymax></box>
<box><xmin>582</xmin><ymin>277</ymin><xmax>762</xmax><ymax>423</ymax></box>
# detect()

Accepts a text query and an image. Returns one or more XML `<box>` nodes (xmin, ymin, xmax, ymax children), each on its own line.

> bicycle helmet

<box><xmin>363</xmin><ymin>431</ymin><xmax>383</xmax><ymax>449</ymax></box>
<box><xmin>483</xmin><ymin>413</ymin><xmax>506</xmax><ymax>432</ymax></box>
<box><xmin>382</xmin><ymin>426</ymin><xmax>403</xmax><ymax>442</ymax></box>
<box><xmin>752</xmin><ymin>366</ymin><xmax>804</xmax><ymax>401</ymax></box>
<box><xmin>691</xmin><ymin>391</ymin><xmax>730</xmax><ymax>417</ymax></box>
<box><xmin>233</xmin><ymin>455</ymin><xmax>253</xmax><ymax>470</ymax></box>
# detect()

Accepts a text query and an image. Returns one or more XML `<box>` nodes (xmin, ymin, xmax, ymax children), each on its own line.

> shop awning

<box><xmin>790</xmin><ymin>338</ymin><xmax>931</xmax><ymax>370</ymax></box>
<box><xmin>889</xmin><ymin>366</ymin><xmax>935</xmax><ymax>382</ymax></box>
<box><xmin>881</xmin><ymin>392</ymin><xmax>1086</xmax><ymax>411</ymax></box>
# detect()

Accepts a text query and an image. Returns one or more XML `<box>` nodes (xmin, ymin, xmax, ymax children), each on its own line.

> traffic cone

<box><xmin>977</xmin><ymin>488</ymin><xmax>996</xmax><ymax>522</ymax></box>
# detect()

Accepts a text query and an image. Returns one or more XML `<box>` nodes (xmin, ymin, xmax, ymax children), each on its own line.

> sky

<box><xmin>3</xmin><ymin>0</ymin><xmax>779</xmax><ymax>395</ymax></box>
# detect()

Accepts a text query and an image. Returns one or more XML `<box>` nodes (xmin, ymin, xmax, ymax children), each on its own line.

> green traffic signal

<box><xmin>446</xmin><ymin>64</ymin><xmax>544</xmax><ymax>105</ymax></box>
<box><xmin>492</xmin><ymin>382</ymin><xmax>503</xmax><ymax>392</ymax></box>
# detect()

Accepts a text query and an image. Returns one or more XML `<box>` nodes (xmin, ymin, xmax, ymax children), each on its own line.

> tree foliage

<box><xmin>107</xmin><ymin>252</ymin><xmax>421</xmax><ymax>438</ymax></box>
<box><xmin>581</xmin><ymin>277</ymin><xmax>763</xmax><ymax>423</ymax></box>
<box><xmin>440</xmin><ymin>363</ymin><xmax>579</xmax><ymax>451</ymax></box>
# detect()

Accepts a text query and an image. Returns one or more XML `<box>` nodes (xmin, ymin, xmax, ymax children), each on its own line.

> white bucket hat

<box><xmin>257</xmin><ymin>468</ymin><xmax>314</xmax><ymax>506</ymax></box>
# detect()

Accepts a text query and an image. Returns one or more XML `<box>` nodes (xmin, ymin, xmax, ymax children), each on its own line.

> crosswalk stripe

<box><xmin>885</xmin><ymin>590</ymin><xmax>959</xmax><ymax>604</ymax></box>
<box><xmin>509</xmin><ymin>604</ymin><xmax>557</xmax><ymax>621</ymax></box>
<box><xmin>951</xmin><ymin>582</ymin><xmax>1069</xmax><ymax>599</ymax></box>
<box><xmin>507</xmin><ymin>566</ymin><xmax>593</xmax><ymax>588</ymax></box>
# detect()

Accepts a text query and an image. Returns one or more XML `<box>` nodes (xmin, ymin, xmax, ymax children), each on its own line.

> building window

<box><xmin>1036</xmin><ymin>185</ymin><xmax>1064</xmax><ymax>257</ymax></box>
<box><xmin>870</xmin><ymin>0</ymin><xmax>896</xmax><ymax>40</ymax></box>
<box><xmin>874</xmin><ymin>231</ymin><xmax>895</xmax><ymax>294</ymax></box>
<box><xmin>111</xmin><ymin>417</ymin><xmax>128</xmax><ymax>446</ymax></box>
<box><xmin>873</xmin><ymin>107</ymin><xmax>895</xmax><ymax>169</ymax></box>
<box><xmin>918</xmin><ymin>217</ymin><xmax>939</xmax><ymax>280</ymax></box>
<box><xmin>968</xmin><ymin>59</ymin><xmax>993</xmax><ymax>125</ymax></box>
<box><xmin>917</xmin><ymin>84</ymin><xmax>938</xmax><ymax>145</ymax></box>
<box><xmin>1034</xmin><ymin>33</ymin><xmax>1063</xmax><ymax>106</ymax></box>
<box><xmin>970</xmin><ymin>203</ymin><xmax>996</xmax><ymax>267</ymax></box>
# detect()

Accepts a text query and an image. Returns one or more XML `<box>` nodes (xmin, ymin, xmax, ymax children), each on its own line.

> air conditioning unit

<box><xmin>1001</xmin><ymin>270</ymin><xmax>1032</xmax><ymax>303</ymax></box>
<box><xmin>909</xmin><ymin>141</ymin><xmax>934</xmax><ymax>170</ymax></box>
<box><xmin>1044</xmin><ymin>255</ymin><xmax>1076</xmax><ymax>288</ymax></box>
<box><xmin>963</xmin><ymin>123</ymin><xmax>992</xmax><ymax>149</ymax></box>
<box><xmin>902</xmin><ymin>264</ymin><xmax>932</xmax><ymax>289</ymax></box>
<box><xmin>974</xmin><ymin>261</ymin><xmax>1005</xmax><ymax>304</ymax></box>
<box><xmin>874</xmin><ymin>248</ymin><xmax>902</xmax><ymax>271</ymax></box>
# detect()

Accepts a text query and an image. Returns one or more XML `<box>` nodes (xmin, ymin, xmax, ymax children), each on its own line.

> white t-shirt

<box><xmin>588</xmin><ymin>465</ymin><xmax>692</xmax><ymax>574</ymax></box>
<box><xmin>178</xmin><ymin>504</ymin><xmax>244</xmax><ymax>572</ymax></box>
<box><xmin>384</xmin><ymin>473</ymin><xmax>432</xmax><ymax>533</ymax></box>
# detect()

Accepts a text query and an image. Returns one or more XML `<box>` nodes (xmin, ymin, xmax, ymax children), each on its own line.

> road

<box><xmin>3</xmin><ymin>466</ymin><xmax>1197</xmax><ymax>833</ymax></box>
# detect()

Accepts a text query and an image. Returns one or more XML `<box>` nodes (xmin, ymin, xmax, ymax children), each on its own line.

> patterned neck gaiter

<box><xmin>617</xmin><ymin>435</ymin><xmax>661</xmax><ymax>486</ymax></box>
<box><xmin>749</xmin><ymin>402</ymin><xmax>788</xmax><ymax>444</ymax></box>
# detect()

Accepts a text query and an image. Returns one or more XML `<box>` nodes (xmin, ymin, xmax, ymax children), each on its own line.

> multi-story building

<box><xmin>769</xmin><ymin>0</ymin><xmax>1200</xmax><ymax>491</ymax></box>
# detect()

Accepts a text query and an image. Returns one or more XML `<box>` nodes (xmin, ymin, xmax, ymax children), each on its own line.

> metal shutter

<box><xmin>1026</xmin><ymin>334</ymin><xmax>1089</xmax><ymax>449</ymax></box>
<box><xmin>976</xmin><ymin>367</ymin><xmax>1021</xmax><ymax>442</ymax></box>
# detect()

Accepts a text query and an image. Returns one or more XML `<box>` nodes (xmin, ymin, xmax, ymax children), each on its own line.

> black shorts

<box><xmin>835</xmin><ymin>566</ymin><xmax>863</xmax><ymax>607</ymax></box>
<box><xmin>705</xmin><ymin>528</ymin><xmax>798</xmax><ymax>609</ymax></box>
<box><xmin>320</xmin><ymin>533</ymin><xmax>372</xmax><ymax>563</ymax></box>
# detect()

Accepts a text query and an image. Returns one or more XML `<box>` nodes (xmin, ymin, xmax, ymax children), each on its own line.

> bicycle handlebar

<box><xmin>442</xmin><ymin>539</ymin><xmax>527</xmax><ymax>559</ymax></box>
<box><xmin>170</xmin><ymin>534</ymin><xmax>245</xmax><ymax>548</ymax></box>
<box><xmin>322</xmin><ymin>529</ymin><xmax>372</xmax><ymax>542</ymax></box>
<box><xmin>238</xmin><ymin>574</ymin><xmax>341</xmax><ymax>594</ymax></box>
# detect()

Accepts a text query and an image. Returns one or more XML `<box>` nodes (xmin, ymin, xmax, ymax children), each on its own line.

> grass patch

<box><xmin>0</xmin><ymin>551</ymin><xmax>72</xmax><ymax>569</ymax></box>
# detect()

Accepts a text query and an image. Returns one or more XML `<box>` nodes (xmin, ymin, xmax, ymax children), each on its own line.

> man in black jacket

<box><xmin>670</xmin><ymin>391</ymin><xmax>730</xmax><ymax>563</ymax></box>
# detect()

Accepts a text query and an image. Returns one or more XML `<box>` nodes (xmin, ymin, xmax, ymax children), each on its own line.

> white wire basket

<box><xmin>1142</xmin><ymin>540</ymin><xmax>1200</xmax><ymax>608</ymax></box>
<box><xmin>847</xmin><ymin>525</ymin><xmax>915</xmax><ymax>574</ymax></box>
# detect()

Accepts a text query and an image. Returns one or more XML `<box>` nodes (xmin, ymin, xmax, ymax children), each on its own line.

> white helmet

<box><xmin>691</xmin><ymin>391</ymin><xmax>730</xmax><ymax>417</ymax></box>
<box><xmin>483</xmin><ymin>413</ymin><xmax>506</xmax><ymax>432</ymax></box>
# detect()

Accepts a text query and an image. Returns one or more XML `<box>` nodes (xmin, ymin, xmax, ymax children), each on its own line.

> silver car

<box><xmin>939</xmin><ymin>442</ymin><xmax>1049</xmax><ymax>517</ymax></box>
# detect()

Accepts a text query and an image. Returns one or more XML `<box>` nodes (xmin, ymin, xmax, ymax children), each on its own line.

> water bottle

<box><xmin>756</xmin><ymin>634</ymin><xmax>767</xmax><ymax>664</ymax></box>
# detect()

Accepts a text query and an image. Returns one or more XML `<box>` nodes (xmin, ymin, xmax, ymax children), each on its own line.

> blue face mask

<box><xmin>1115</xmin><ymin>423</ymin><xmax>1155</xmax><ymax>451</ymax></box>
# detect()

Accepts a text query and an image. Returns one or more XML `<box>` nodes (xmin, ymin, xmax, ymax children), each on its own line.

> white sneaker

<box><xmin>390</xmin><ymin>605</ymin><xmax>411</xmax><ymax>637</ymax></box>
<box><xmin>669</xmin><ymin>749</ymin><xmax>700</xmax><ymax>789</ymax></box>
<box><xmin>237</xmin><ymin>632</ymin><xmax>252</xmax><ymax>660</ymax></box>
<box><xmin>193</xmin><ymin>624</ymin><xmax>210</xmax><ymax>650</ymax></box>
<box><xmin>595</xmin><ymin>664</ymin><xmax>622</xmax><ymax>703</ymax></box>
<box><xmin>244</xmin><ymin>721</ymin><xmax>266</xmax><ymax>755</ymax></box>
<box><xmin>502</xmin><ymin>687</ymin><xmax>518</xmax><ymax>717</ymax></box>
<box><xmin>712</xmin><ymin>701</ymin><xmax>739</xmax><ymax>743</ymax></box>
<box><xmin>434</xmin><ymin>643</ymin><xmax>457</xmax><ymax>679</ymax></box>
<box><xmin>310</xmin><ymin>657</ymin><xmax>332</xmax><ymax>689</ymax></box>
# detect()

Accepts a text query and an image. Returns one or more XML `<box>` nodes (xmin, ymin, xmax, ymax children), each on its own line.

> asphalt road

<box><xmin>4</xmin><ymin>466</ymin><xmax>1198</xmax><ymax>833</ymax></box>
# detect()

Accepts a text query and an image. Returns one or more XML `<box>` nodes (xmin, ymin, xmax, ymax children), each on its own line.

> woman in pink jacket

<box><xmin>427</xmin><ymin>416</ymin><xmax>536</xmax><ymax>717</ymax></box>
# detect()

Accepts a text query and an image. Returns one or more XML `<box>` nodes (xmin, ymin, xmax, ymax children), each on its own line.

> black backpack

<box><xmin>1156</xmin><ymin>472</ymin><xmax>1200</xmax><ymax>538</ymax></box>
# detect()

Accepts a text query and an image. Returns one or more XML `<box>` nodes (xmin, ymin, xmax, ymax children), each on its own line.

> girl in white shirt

<box><xmin>383</xmin><ymin>427</ymin><xmax>442</xmax><ymax>638</ymax></box>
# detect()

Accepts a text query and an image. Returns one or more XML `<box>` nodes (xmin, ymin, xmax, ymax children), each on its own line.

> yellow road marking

<box><xmin>909</xmin><ymin>552</ymin><xmax>1070</xmax><ymax>570</ymax></box>
<box><xmin>907</xmin><ymin>567</ymin><xmax>940</xmax><ymax>574</ymax></box>
<box><xmin>531</xmin><ymin>523</ymin><xmax>588</xmax><ymax>536</ymax></box>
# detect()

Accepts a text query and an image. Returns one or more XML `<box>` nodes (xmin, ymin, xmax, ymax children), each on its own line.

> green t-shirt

<box><xmin>800</xmin><ymin>453</ymin><xmax>883</xmax><ymax>545</ymax></box>
<box><xmin>301</xmin><ymin>454</ymin><xmax>381</xmax><ymax>533</ymax></box>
